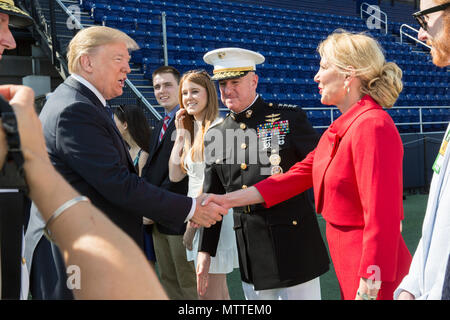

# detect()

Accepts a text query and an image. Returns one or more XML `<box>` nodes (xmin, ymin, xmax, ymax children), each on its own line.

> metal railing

<box><xmin>360</xmin><ymin>2</ymin><xmax>388</xmax><ymax>34</ymax></box>
<box><xmin>303</xmin><ymin>105</ymin><xmax>449</xmax><ymax>134</ymax></box>
<box><xmin>162</xmin><ymin>11</ymin><xmax>169</xmax><ymax>66</ymax></box>
<box><xmin>400</xmin><ymin>24</ymin><xmax>432</xmax><ymax>49</ymax></box>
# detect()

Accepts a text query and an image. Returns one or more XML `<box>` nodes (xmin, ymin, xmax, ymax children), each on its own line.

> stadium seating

<box><xmin>72</xmin><ymin>0</ymin><xmax>450</xmax><ymax>132</ymax></box>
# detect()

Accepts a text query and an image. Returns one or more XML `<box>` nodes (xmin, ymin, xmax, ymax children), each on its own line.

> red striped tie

<box><xmin>159</xmin><ymin>115</ymin><xmax>170</xmax><ymax>142</ymax></box>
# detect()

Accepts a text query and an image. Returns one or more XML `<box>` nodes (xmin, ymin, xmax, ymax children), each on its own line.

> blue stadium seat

<box><xmin>398</xmin><ymin>108</ymin><xmax>410</xmax><ymax>123</ymax></box>
<box><xmin>440</xmin><ymin>108</ymin><xmax>450</xmax><ymax>122</ymax></box>
<box><xmin>102</xmin><ymin>15</ymin><xmax>120</xmax><ymax>28</ymax></box>
<box><xmin>91</xmin><ymin>3</ymin><xmax>109</xmax><ymax>22</ymax></box>
<box><xmin>422</xmin><ymin>108</ymin><xmax>434</xmax><ymax>122</ymax></box>
<box><xmin>387</xmin><ymin>109</ymin><xmax>401</xmax><ymax>123</ymax></box>
<box><xmin>307</xmin><ymin>110</ymin><xmax>323</xmax><ymax>127</ymax></box>
<box><xmin>430</xmin><ymin>108</ymin><xmax>442</xmax><ymax>122</ymax></box>
<box><xmin>331</xmin><ymin>109</ymin><xmax>341</xmax><ymax>122</ymax></box>
<box><xmin>80</xmin><ymin>0</ymin><xmax>447</xmax><ymax>134</ymax></box>
<box><xmin>406</xmin><ymin>108</ymin><xmax>420</xmax><ymax>123</ymax></box>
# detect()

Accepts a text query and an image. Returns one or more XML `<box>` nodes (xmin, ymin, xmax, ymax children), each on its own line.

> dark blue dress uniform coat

<box><xmin>199</xmin><ymin>96</ymin><xmax>330</xmax><ymax>290</ymax></box>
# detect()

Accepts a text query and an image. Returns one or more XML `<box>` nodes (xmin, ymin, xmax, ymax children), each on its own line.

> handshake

<box><xmin>0</xmin><ymin>84</ymin><xmax>260</xmax><ymax>232</ymax></box>
<box><xmin>190</xmin><ymin>193</ymin><xmax>231</xmax><ymax>228</ymax></box>
<box><xmin>190</xmin><ymin>187</ymin><xmax>263</xmax><ymax>228</ymax></box>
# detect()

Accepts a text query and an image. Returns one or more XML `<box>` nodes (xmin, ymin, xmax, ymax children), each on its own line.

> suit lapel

<box><xmin>148</xmin><ymin>120</ymin><xmax>164</xmax><ymax>160</ymax></box>
<box><xmin>142</xmin><ymin>119</ymin><xmax>165</xmax><ymax>176</ymax></box>
<box><xmin>65</xmin><ymin>76</ymin><xmax>104</xmax><ymax>109</ymax></box>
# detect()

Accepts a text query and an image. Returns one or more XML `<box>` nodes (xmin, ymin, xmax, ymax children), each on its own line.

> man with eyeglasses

<box><xmin>395</xmin><ymin>0</ymin><xmax>449</xmax><ymax>300</ymax></box>
<box><xmin>412</xmin><ymin>1</ymin><xmax>450</xmax><ymax>67</ymax></box>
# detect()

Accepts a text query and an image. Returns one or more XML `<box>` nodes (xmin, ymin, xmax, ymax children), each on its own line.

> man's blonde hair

<box><xmin>67</xmin><ymin>26</ymin><xmax>139</xmax><ymax>74</ymax></box>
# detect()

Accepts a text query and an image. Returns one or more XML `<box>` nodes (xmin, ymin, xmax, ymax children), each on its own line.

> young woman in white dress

<box><xmin>168</xmin><ymin>70</ymin><xmax>239</xmax><ymax>300</ymax></box>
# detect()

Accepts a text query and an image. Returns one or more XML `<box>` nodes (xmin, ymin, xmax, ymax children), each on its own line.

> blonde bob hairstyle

<box><xmin>178</xmin><ymin>70</ymin><xmax>219</xmax><ymax>172</ymax></box>
<box><xmin>67</xmin><ymin>26</ymin><xmax>139</xmax><ymax>74</ymax></box>
<box><xmin>318</xmin><ymin>29</ymin><xmax>403</xmax><ymax>109</ymax></box>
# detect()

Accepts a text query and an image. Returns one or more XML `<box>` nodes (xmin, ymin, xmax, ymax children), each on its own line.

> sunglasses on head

<box><xmin>412</xmin><ymin>3</ymin><xmax>450</xmax><ymax>31</ymax></box>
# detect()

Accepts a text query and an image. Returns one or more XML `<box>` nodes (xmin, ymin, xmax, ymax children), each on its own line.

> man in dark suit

<box><xmin>141</xmin><ymin>66</ymin><xmax>197</xmax><ymax>300</ymax></box>
<box><xmin>198</xmin><ymin>48</ymin><xmax>330</xmax><ymax>300</ymax></box>
<box><xmin>23</xmin><ymin>26</ymin><xmax>227</xmax><ymax>299</ymax></box>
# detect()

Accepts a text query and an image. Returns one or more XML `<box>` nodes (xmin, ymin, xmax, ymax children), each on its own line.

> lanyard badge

<box><xmin>432</xmin><ymin>128</ymin><xmax>450</xmax><ymax>175</ymax></box>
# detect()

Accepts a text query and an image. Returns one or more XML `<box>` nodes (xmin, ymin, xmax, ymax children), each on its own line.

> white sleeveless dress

<box><xmin>184</xmin><ymin>121</ymin><xmax>239</xmax><ymax>274</ymax></box>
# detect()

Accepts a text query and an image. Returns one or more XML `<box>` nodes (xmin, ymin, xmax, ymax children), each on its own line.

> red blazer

<box><xmin>255</xmin><ymin>95</ymin><xmax>408</xmax><ymax>282</ymax></box>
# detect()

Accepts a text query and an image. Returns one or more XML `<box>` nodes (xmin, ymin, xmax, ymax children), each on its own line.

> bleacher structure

<box><xmin>25</xmin><ymin>0</ymin><xmax>448</xmax><ymax>130</ymax></box>
<box><xmin>22</xmin><ymin>0</ymin><xmax>449</xmax><ymax>189</ymax></box>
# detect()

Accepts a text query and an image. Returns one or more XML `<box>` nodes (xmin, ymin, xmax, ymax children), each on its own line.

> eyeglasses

<box><xmin>186</xmin><ymin>69</ymin><xmax>211</xmax><ymax>79</ymax></box>
<box><xmin>412</xmin><ymin>3</ymin><xmax>450</xmax><ymax>31</ymax></box>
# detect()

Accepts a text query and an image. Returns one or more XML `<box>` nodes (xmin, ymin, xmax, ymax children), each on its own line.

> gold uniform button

<box><xmin>240</xmin><ymin>123</ymin><xmax>247</xmax><ymax>130</ymax></box>
<box><xmin>240</xmin><ymin>163</ymin><xmax>247</xmax><ymax>170</ymax></box>
<box><xmin>292</xmin><ymin>220</ymin><xmax>298</xmax><ymax>226</ymax></box>
<box><xmin>22</xmin><ymin>257</ymin><xmax>26</xmax><ymax>265</ymax></box>
<box><xmin>241</xmin><ymin>143</ymin><xmax>247</xmax><ymax>149</ymax></box>
<box><xmin>242</xmin><ymin>185</ymin><xmax>248</xmax><ymax>189</ymax></box>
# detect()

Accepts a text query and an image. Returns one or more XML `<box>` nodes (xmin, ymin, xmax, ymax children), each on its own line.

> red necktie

<box><xmin>159</xmin><ymin>115</ymin><xmax>170</xmax><ymax>142</ymax></box>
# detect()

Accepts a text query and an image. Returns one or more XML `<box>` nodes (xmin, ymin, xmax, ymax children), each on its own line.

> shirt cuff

<box><xmin>393</xmin><ymin>275</ymin><xmax>418</xmax><ymax>300</ymax></box>
<box><xmin>185</xmin><ymin>197</ymin><xmax>196</xmax><ymax>222</ymax></box>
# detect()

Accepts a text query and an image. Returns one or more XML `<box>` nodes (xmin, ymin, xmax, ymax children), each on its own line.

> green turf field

<box><xmin>226</xmin><ymin>193</ymin><xmax>429</xmax><ymax>300</ymax></box>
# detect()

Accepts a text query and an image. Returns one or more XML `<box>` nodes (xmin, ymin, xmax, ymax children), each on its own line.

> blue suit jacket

<box><xmin>25</xmin><ymin>76</ymin><xmax>192</xmax><ymax>299</ymax></box>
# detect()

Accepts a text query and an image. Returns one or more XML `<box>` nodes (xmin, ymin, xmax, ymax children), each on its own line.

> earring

<box><xmin>344</xmin><ymin>85</ymin><xmax>350</xmax><ymax>94</ymax></box>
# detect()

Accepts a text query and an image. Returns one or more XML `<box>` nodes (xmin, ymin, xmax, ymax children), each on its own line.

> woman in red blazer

<box><xmin>203</xmin><ymin>30</ymin><xmax>412</xmax><ymax>300</ymax></box>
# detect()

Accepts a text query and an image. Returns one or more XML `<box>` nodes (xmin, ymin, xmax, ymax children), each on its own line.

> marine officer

<box><xmin>198</xmin><ymin>48</ymin><xmax>330</xmax><ymax>300</ymax></box>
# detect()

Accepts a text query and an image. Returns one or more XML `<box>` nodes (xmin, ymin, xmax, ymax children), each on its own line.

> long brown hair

<box><xmin>178</xmin><ymin>70</ymin><xmax>219</xmax><ymax>172</ymax></box>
